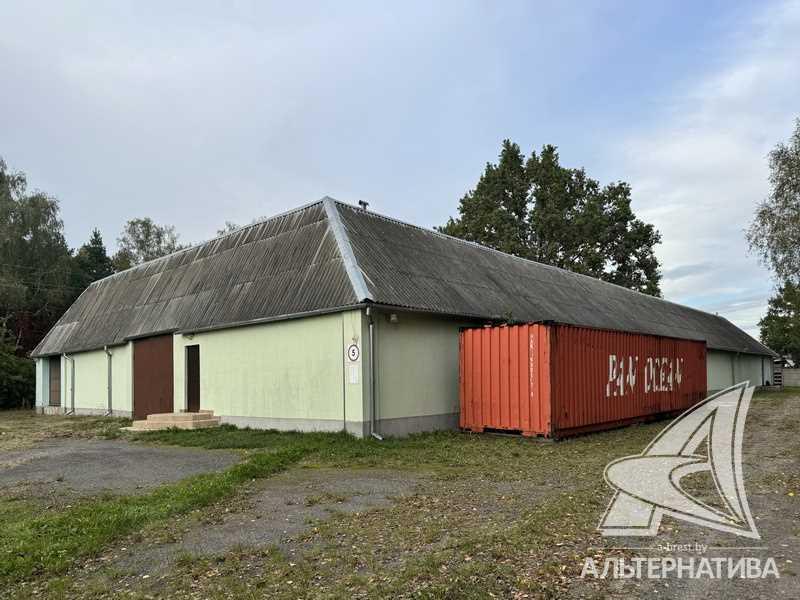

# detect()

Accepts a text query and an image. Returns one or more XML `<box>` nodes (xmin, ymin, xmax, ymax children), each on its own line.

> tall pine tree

<box><xmin>74</xmin><ymin>229</ymin><xmax>114</xmax><ymax>288</ymax></box>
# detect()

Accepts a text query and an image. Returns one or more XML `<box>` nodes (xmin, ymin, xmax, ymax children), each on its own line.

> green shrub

<box><xmin>0</xmin><ymin>344</ymin><xmax>34</xmax><ymax>409</ymax></box>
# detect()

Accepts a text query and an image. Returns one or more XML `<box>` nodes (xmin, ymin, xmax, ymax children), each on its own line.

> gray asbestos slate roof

<box><xmin>32</xmin><ymin>197</ymin><xmax>775</xmax><ymax>357</ymax></box>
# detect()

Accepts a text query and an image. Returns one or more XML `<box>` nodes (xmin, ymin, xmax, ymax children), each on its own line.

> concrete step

<box><xmin>146</xmin><ymin>411</ymin><xmax>215</xmax><ymax>422</ymax></box>
<box><xmin>124</xmin><ymin>416</ymin><xmax>221</xmax><ymax>432</ymax></box>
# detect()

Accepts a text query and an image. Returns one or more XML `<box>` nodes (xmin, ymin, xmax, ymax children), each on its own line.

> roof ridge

<box><xmin>713</xmin><ymin>313</ymin><xmax>775</xmax><ymax>355</ymax></box>
<box><xmin>331</xmin><ymin>200</ymin><xmax>758</xmax><ymax>329</ymax></box>
<box><xmin>322</xmin><ymin>197</ymin><xmax>372</xmax><ymax>302</ymax></box>
<box><xmin>90</xmin><ymin>199</ymin><xmax>327</xmax><ymax>285</ymax></box>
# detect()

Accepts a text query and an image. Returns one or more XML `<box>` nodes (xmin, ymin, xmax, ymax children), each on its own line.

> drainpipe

<box><xmin>366</xmin><ymin>306</ymin><xmax>382</xmax><ymax>440</ymax></box>
<box><xmin>63</xmin><ymin>354</ymin><xmax>75</xmax><ymax>415</ymax></box>
<box><xmin>104</xmin><ymin>346</ymin><xmax>113</xmax><ymax>416</ymax></box>
<box><xmin>340</xmin><ymin>319</ymin><xmax>347</xmax><ymax>433</ymax></box>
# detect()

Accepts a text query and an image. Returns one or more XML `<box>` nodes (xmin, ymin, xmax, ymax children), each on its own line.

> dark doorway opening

<box><xmin>186</xmin><ymin>345</ymin><xmax>200</xmax><ymax>413</ymax></box>
<box><xmin>48</xmin><ymin>356</ymin><xmax>61</xmax><ymax>407</ymax></box>
<box><xmin>133</xmin><ymin>334</ymin><xmax>174</xmax><ymax>420</ymax></box>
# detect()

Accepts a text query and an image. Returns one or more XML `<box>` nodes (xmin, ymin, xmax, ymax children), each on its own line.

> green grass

<box><xmin>2</xmin><ymin>389</ymin><xmax>795</xmax><ymax>597</ymax></box>
<box><xmin>0</xmin><ymin>446</ymin><xmax>309</xmax><ymax>584</ymax></box>
<box><xmin>107</xmin><ymin>426</ymin><xmax>658</xmax><ymax>599</ymax></box>
<box><xmin>133</xmin><ymin>424</ymin><xmax>362</xmax><ymax>450</ymax></box>
<box><xmin>134</xmin><ymin>422</ymin><xmax>662</xmax><ymax>477</ymax></box>
<box><xmin>1</xmin><ymin>421</ymin><xmax>662</xmax><ymax>589</ymax></box>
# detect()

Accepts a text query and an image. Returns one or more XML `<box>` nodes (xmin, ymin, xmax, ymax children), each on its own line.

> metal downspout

<box><xmin>104</xmin><ymin>346</ymin><xmax>113</xmax><ymax>416</ymax></box>
<box><xmin>366</xmin><ymin>306</ymin><xmax>382</xmax><ymax>440</ymax></box>
<box><xmin>63</xmin><ymin>354</ymin><xmax>75</xmax><ymax>415</ymax></box>
<box><xmin>340</xmin><ymin>319</ymin><xmax>347</xmax><ymax>433</ymax></box>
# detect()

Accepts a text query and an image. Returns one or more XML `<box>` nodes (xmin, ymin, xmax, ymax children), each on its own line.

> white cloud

<box><xmin>1</xmin><ymin>0</ymin><xmax>797</xmax><ymax>346</ymax></box>
<box><xmin>618</xmin><ymin>0</ymin><xmax>800</xmax><ymax>339</ymax></box>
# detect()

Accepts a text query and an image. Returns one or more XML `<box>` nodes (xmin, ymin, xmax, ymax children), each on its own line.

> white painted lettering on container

<box><xmin>607</xmin><ymin>355</ymin><xmax>685</xmax><ymax>397</ymax></box>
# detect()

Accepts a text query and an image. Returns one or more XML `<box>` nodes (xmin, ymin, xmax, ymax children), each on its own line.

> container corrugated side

<box><xmin>548</xmin><ymin>324</ymin><xmax>707</xmax><ymax>437</ymax></box>
<box><xmin>459</xmin><ymin>324</ymin><xmax>551</xmax><ymax>435</ymax></box>
<box><xmin>459</xmin><ymin>323</ymin><xmax>707</xmax><ymax>438</ymax></box>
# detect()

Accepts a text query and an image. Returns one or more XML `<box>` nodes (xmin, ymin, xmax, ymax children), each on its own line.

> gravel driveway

<box><xmin>0</xmin><ymin>439</ymin><xmax>240</xmax><ymax>499</ymax></box>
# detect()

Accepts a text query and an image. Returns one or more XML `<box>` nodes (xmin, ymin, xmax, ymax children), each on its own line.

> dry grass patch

<box><xmin>0</xmin><ymin>410</ymin><xmax>130</xmax><ymax>452</ymax></box>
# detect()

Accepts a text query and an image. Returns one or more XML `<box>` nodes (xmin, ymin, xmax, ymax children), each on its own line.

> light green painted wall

<box><xmin>173</xmin><ymin>310</ymin><xmax>365</xmax><ymax>426</ymax></box>
<box><xmin>59</xmin><ymin>345</ymin><xmax>132</xmax><ymax>412</ymax></box>
<box><xmin>707</xmin><ymin>350</ymin><xmax>769</xmax><ymax>390</ymax></box>
<box><xmin>110</xmin><ymin>344</ymin><xmax>133</xmax><ymax>412</ymax></box>
<box><xmin>61</xmin><ymin>355</ymin><xmax>67</xmax><ymax>407</ymax></box>
<box><xmin>374</xmin><ymin>311</ymin><xmax>473</xmax><ymax>420</ymax></box>
<box><xmin>35</xmin><ymin>358</ymin><xmax>45</xmax><ymax>407</ymax></box>
<box><xmin>67</xmin><ymin>349</ymin><xmax>107</xmax><ymax>410</ymax></box>
<box><xmin>734</xmin><ymin>353</ymin><xmax>766</xmax><ymax>386</ymax></box>
<box><xmin>707</xmin><ymin>350</ymin><xmax>734</xmax><ymax>391</ymax></box>
<box><xmin>764</xmin><ymin>356</ymin><xmax>775</xmax><ymax>385</ymax></box>
<box><xmin>341</xmin><ymin>310</ymin><xmax>367</xmax><ymax>425</ymax></box>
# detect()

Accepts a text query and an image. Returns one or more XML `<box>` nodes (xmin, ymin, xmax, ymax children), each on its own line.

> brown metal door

<box><xmin>48</xmin><ymin>356</ymin><xmax>61</xmax><ymax>406</ymax></box>
<box><xmin>186</xmin><ymin>345</ymin><xmax>200</xmax><ymax>412</ymax></box>
<box><xmin>133</xmin><ymin>335</ymin><xmax>174</xmax><ymax>420</ymax></box>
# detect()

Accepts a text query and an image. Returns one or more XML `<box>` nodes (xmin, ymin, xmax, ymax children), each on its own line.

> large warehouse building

<box><xmin>32</xmin><ymin>197</ymin><xmax>776</xmax><ymax>437</ymax></box>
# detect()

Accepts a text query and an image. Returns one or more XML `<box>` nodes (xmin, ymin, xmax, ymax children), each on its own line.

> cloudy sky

<box><xmin>2</xmin><ymin>0</ymin><xmax>798</xmax><ymax>338</ymax></box>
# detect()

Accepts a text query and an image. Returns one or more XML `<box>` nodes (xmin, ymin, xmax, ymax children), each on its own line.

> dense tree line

<box><xmin>0</xmin><ymin>159</ymin><xmax>186</xmax><ymax>408</ymax></box>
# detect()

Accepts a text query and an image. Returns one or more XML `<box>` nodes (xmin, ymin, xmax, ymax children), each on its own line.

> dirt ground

<box><xmin>47</xmin><ymin>462</ymin><xmax>561</xmax><ymax>598</ymax></box>
<box><xmin>0</xmin><ymin>410</ymin><xmax>128</xmax><ymax>452</ymax></box>
<box><xmin>97</xmin><ymin>468</ymin><xmax>426</xmax><ymax>580</ymax></box>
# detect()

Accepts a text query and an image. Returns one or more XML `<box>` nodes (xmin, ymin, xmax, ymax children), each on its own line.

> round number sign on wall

<box><xmin>347</xmin><ymin>344</ymin><xmax>360</xmax><ymax>362</ymax></box>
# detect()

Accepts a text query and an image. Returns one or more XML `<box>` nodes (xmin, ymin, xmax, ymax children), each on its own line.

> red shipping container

<box><xmin>459</xmin><ymin>323</ymin><xmax>707</xmax><ymax>438</ymax></box>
